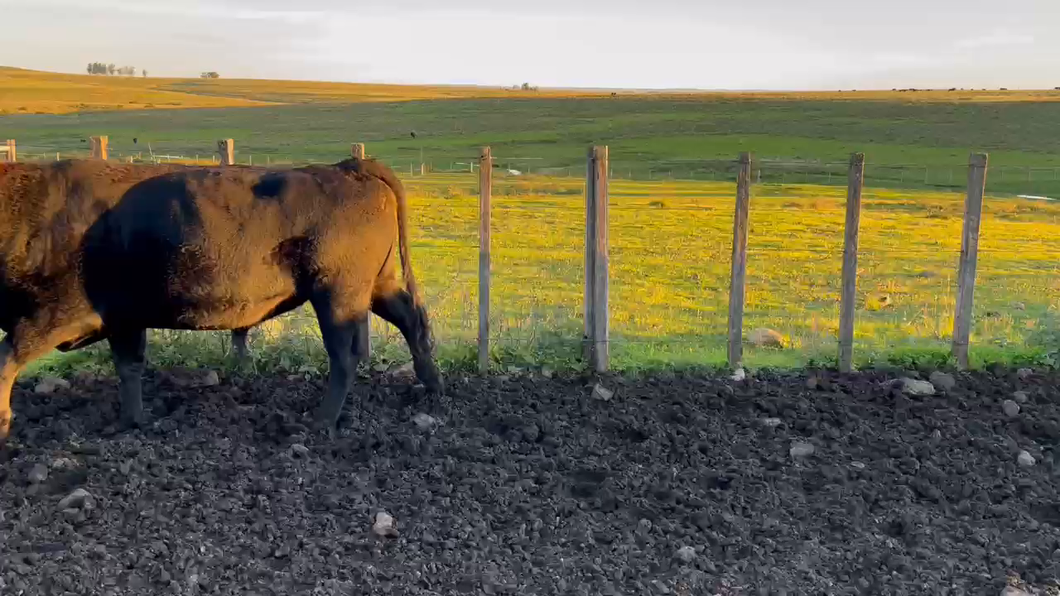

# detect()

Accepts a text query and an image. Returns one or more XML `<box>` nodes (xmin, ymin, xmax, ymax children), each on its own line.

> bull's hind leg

<box><xmin>310</xmin><ymin>293</ymin><xmax>370</xmax><ymax>430</ymax></box>
<box><xmin>231</xmin><ymin>327</ymin><xmax>252</xmax><ymax>369</ymax></box>
<box><xmin>371</xmin><ymin>289</ymin><xmax>443</xmax><ymax>395</ymax></box>
<box><xmin>107</xmin><ymin>328</ymin><xmax>148</xmax><ymax>428</ymax></box>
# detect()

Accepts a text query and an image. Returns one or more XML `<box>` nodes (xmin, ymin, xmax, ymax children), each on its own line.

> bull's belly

<box><xmin>149</xmin><ymin>293</ymin><xmax>307</xmax><ymax>331</ymax></box>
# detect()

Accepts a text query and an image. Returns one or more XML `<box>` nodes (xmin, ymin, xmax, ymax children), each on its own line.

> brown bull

<box><xmin>0</xmin><ymin>158</ymin><xmax>442</xmax><ymax>441</ymax></box>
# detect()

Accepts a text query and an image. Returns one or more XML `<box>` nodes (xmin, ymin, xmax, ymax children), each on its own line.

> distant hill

<box><xmin>2</xmin><ymin>66</ymin><xmax>1059</xmax><ymax>115</ymax></box>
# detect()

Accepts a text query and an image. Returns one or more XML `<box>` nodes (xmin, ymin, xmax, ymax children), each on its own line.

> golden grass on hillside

<box><xmin>4</xmin><ymin>66</ymin><xmax>1060</xmax><ymax>116</ymax></box>
<box><xmin>0</xmin><ymin>67</ymin><xmax>273</xmax><ymax>114</ymax></box>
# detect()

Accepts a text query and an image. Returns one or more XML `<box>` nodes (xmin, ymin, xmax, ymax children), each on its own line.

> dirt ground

<box><xmin>1</xmin><ymin>367</ymin><xmax>1058</xmax><ymax>595</ymax></box>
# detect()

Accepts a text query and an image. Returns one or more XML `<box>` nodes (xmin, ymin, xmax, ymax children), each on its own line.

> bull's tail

<box><xmin>336</xmin><ymin>158</ymin><xmax>422</xmax><ymax>307</ymax></box>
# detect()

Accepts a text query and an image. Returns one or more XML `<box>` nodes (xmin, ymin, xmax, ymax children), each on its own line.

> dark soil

<box><xmin>1</xmin><ymin>367</ymin><xmax>1058</xmax><ymax>595</ymax></box>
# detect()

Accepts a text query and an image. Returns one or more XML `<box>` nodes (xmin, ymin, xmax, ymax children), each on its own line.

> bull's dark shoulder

<box><xmin>252</xmin><ymin>173</ymin><xmax>288</xmax><ymax>200</ymax></box>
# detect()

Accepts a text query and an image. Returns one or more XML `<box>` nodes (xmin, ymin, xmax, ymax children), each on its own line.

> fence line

<box><xmin>727</xmin><ymin>153</ymin><xmax>753</xmax><ymax>369</ymax></box>
<box><xmin>838</xmin><ymin>153</ymin><xmax>866</xmax><ymax>373</ymax></box>
<box><xmin>478</xmin><ymin>146</ymin><xmax>493</xmax><ymax>374</ymax></box>
<box><xmin>0</xmin><ymin>135</ymin><xmax>1023</xmax><ymax>372</ymax></box>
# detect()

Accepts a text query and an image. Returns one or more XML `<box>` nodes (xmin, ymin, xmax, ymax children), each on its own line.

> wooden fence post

<box><xmin>838</xmin><ymin>153</ymin><xmax>865</xmax><ymax>373</ymax></box>
<box><xmin>1</xmin><ymin>139</ymin><xmax>14</xmax><ymax>162</ymax></box>
<box><xmin>727</xmin><ymin>152</ymin><xmax>753</xmax><ymax>369</ymax></box>
<box><xmin>217</xmin><ymin>139</ymin><xmax>234</xmax><ymax>166</ymax></box>
<box><xmin>352</xmin><ymin>143</ymin><xmax>366</xmax><ymax>159</ymax></box>
<box><xmin>478</xmin><ymin>147</ymin><xmax>493</xmax><ymax>374</ymax></box>
<box><xmin>584</xmin><ymin>146</ymin><xmax>610</xmax><ymax>372</ymax></box>
<box><xmin>90</xmin><ymin>136</ymin><xmax>108</xmax><ymax>160</ymax></box>
<box><xmin>952</xmin><ymin>153</ymin><xmax>988</xmax><ymax>370</ymax></box>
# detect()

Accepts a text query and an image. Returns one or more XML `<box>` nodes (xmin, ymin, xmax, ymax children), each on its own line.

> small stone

<box><xmin>73</xmin><ymin>371</ymin><xmax>99</xmax><ymax>385</ymax></box>
<box><xmin>290</xmin><ymin>444</ymin><xmax>310</xmax><ymax>458</ymax></box>
<box><xmin>273</xmin><ymin>544</ymin><xmax>291</xmax><ymax>558</ymax></box>
<box><xmin>1016</xmin><ymin>368</ymin><xmax>1034</xmax><ymax>381</ymax></box>
<box><xmin>50</xmin><ymin>457</ymin><xmax>77</xmax><ymax>470</ymax></box>
<box><xmin>392</xmin><ymin>362</ymin><xmax>415</xmax><ymax>378</ymax></box>
<box><xmin>200</xmin><ymin>371</ymin><xmax>220</xmax><ymax>387</ymax></box>
<box><xmin>730</xmin><ymin>368</ymin><xmax>746</xmax><ymax>382</ymax></box>
<box><xmin>1002</xmin><ymin>586</ymin><xmax>1032</xmax><ymax>596</ymax></box>
<box><xmin>592</xmin><ymin>384</ymin><xmax>614</xmax><ymax>402</ymax></box>
<box><xmin>850</xmin><ymin>461</ymin><xmax>866</xmax><ymax>470</ymax></box>
<box><xmin>1002</xmin><ymin>400</ymin><xmax>1020</xmax><ymax>418</ymax></box>
<box><xmin>748</xmin><ymin>328</ymin><xmax>784</xmax><ymax>348</ymax></box>
<box><xmin>928</xmin><ymin>371</ymin><xmax>956</xmax><ymax>392</ymax></box>
<box><xmin>762</xmin><ymin>418</ymin><xmax>783</xmax><ymax>428</ymax></box>
<box><xmin>34</xmin><ymin>377</ymin><xmax>71</xmax><ymax>395</ymax></box>
<box><xmin>805</xmin><ymin>375</ymin><xmax>819</xmax><ymax>390</ymax></box>
<box><xmin>1012</xmin><ymin>391</ymin><xmax>1029</xmax><ymax>404</ymax></box>
<box><xmin>1017</xmin><ymin>451</ymin><xmax>1036</xmax><ymax>467</ymax></box>
<box><xmin>412</xmin><ymin>413</ymin><xmax>440</xmax><ymax>432</ymax></box>
<box><xmin>62</xmin><ymin>508</ymin><xmax>83</xmax><ymax>521</ymax></box>
<box><xmin>28</xmin><ymin>463</ymin><xmax>48</xmax><ymax>484</ymax></box>
<box><xmin>673</xmin><ymin>545</ymin><xmax>697</xmax><ymax>564</ymax></box>
<box><xmin>540</xmin><ymin>368</ymin><xmax>554</xmax><ymax>379</ymax></box>
<box><xmin>900</xmin><ymin>378</ymin><xmax>935</xmax><ymax>396</ymax></box>
<box><xmin>58</xmin><ymin>488</ymin><xmax>92</xmax><ymax>511</ymax></box>
<box><xmin>789</xmin><ymin>442</ymin><xmax>815</xmax><ymax>458</ymax></box>
<box><xmin>372</xmin><ymin>511</ymin><xmax>398</xmax><ymax>538</ymax></box>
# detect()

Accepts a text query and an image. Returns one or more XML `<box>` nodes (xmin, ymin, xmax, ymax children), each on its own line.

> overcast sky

<box><xmin>3</xmin><ymin>0</ymin><xmax>1058</xmax><ymax>90</ymax></box>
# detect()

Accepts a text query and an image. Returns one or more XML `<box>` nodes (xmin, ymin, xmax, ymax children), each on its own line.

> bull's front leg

<box><xmin>0</xmin><ymin>341</ymin><xmax>18</xmax><ymax>443</ymax></box>
<box><xmin>107</xmin><ymin>328</ymin><xmax>148</xmax><ymax>427</ymax></box>
<box><xmin>0</xmin><ymin>315</ymin><xmax>105</xmax><ymax>443</ymax></box>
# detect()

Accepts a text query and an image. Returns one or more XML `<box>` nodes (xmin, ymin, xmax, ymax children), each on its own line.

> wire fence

<box><xmin>4</xmin><ymin>143</ymin><xmax>1059</xmax><ymax>372</ymax></box>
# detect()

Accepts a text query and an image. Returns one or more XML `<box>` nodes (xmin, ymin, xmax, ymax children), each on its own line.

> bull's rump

<box><xmin>81</xmin><ymin>167</ymin><xmax>398</xmax><ymax>330</ymax></box>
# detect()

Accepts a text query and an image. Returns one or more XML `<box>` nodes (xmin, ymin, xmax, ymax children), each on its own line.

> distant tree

<box><xmin>200</xmin><ymin>71</ymin><xmax>220</xmax><ymax>79</ymax></box>
<box><xmin>142</xmin><ymin>69</ymin><xmax>148</xmax><ymax>78</ymax></box>
<box><xmin>107</xmin><ymin>63</ymin><xmax>116</xmax><ymax>76</ymax></box>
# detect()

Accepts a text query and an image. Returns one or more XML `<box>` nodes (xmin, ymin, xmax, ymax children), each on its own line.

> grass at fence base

<box><xmin>18</xmin><ymin>174</ymin><xmax>1060</xmax><ymax>380</ymax></box>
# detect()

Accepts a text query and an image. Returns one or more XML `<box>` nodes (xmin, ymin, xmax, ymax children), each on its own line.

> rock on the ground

<box><xmin>748</xmin><ymin>328</ymin><xmax>785</xmax><ymax>348</ymax></box>
<box><xmin>27</xmin><ymin>463</ymin><xmax>48</xmax><ymax>484</ymax></box>
<box><xmin>1017</xmin><ymin>451</ymin><xmax>1036</xmax><ymax>467</ymax></box>
<box><xmin>928</xmin><ymin>371</ymin><xmax>956</xmax><ymax>392</ymax></box>
<box><xmin>50</xmin><ymin>457</ymin><xmax>77</xmax><ymax>470</ymax></box>
<box><xmin>592</xmin><ymin>384</ymin><xmax>614</xmax><ymax>402</ymax></box>
<box><xmin>1012</xmin><ymin>391</ymin><xmax>1029</xmax><ymax>404</ymax></box>
<box><xmin>1016</xmin><ymin>368</ymin><xmax>1034</xmax><ymax>381</ymax></box>
<box><xmin>57</xmin><ymin>488</ymin><xmax>93</xmax><ymax>511</ymax></box>
<box><xmin>1002</xmin><ymin>400</ymin><xmax>1021</xmax><ymax>418</ymax></box>
<box><xmin>34</xmin><ymin>377</ymin><xmax>71</xmax><ymax>395</ymax></box>
<box><xmin>372</xmin><ymin>511</ymin><xmax>398</xmax><ymax>538</ymax></box>
<box><xmin>790</xmin><ymin>442</ymin><xmax>816</xmax><ymax>458</ymax></box>
<box><xmin>1001</xmin><ymin>586</ymin><xmax>1032</xmax><ymax>596</ymax></box>
<box><xmin>900</xmin><ymin>378</ymin><xmax>935</xmax><ymax>397</ymax></box>
<box><xmin>762</xmin><ymin>418</ymin><xmax>783</xmax><ymax>428</ymax></box>
<box><xmin>412</xmin><ymin>413</ymin><xmax>440</xmax><ymax>432</ymax></box>
<box><xmin>392</xmin><ymin>362</ymin><xmax>415</xmax><ymax>378</ymax></box>
<box><xmin>730</xmin><ymin>368</ymin><xmax>746</xmax><ymax>382</ymax></box>
<box><xmin>290</xmin><ymin>443</ymin><xmax>310</xmax><ymax>458</ymax></box>
<box><xmin>673</xmin><ymin>546</ymin><xmax>697</xmax><ymax>564</ymax></box>
<box><xmin>200</xmin><ymin>370</ymin><xmax>220</xmax><ymax>387</ymax></box>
